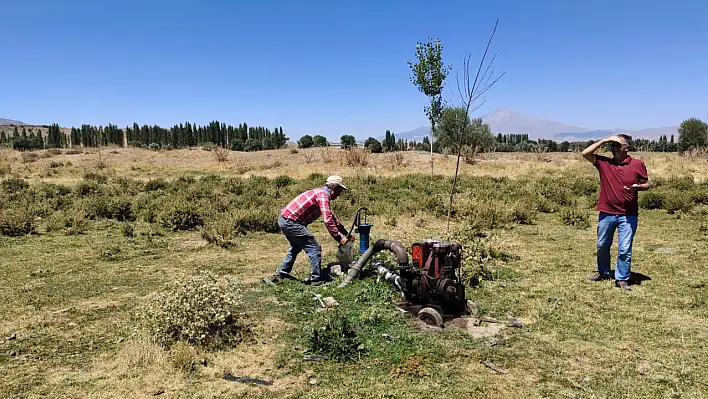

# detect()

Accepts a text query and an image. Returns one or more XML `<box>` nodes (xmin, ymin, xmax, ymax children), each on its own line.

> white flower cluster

<box><xmin>138</xmin><ymin>270</ymin><xmax>247</xmax><ymax>349</ymax></box>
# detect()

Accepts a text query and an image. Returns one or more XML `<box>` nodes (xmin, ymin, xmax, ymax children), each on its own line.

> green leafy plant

<box><xmin>308</xmin><ymin>310</ymin><xmax>365</xmax><ymax>363</ymax></box>
<box><xmin>560</xmin><ymin>206</ymin><xmax>591</xmax><ymax>229</ymax></box>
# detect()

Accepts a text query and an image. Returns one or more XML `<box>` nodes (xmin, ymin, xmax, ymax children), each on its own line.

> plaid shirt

<box><xmin>281</xmin><ymin>186</ymin><xmax>347</xmax><ymax>240</ymax></box>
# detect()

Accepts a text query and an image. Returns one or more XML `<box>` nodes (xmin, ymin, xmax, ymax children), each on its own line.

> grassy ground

<box><xmin>1</xmin><ymin>147</ymin><xmax>706</xmax><ymax>398</ymax></box>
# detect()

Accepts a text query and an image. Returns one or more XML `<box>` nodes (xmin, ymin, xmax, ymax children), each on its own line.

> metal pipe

<box><xmin>374</xmin><ymin>263</ymin><xmax>403</xmax><ymax>296</ymax></box>
<box><xmin>338</xmin><ymin>239</ymin><xmax>409</xmax><ymax>288</ymax></box>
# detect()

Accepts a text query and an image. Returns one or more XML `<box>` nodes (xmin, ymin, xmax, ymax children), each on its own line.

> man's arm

<box><xmin>316</xmin><ymin>195</ymin><xmax>348</xmax><ymax>245</ymax></box>
<box><xmin>625</xmin><ymin>161</ymin><xmax>650</xmax><ymax>192</ymax></box>
<box><xmin>581</xmin><ymin>136</ymin><xmax>620</xmax><ymax>165</ymax></box>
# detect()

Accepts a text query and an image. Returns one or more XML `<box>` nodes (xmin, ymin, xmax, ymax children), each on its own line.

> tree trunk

<box><xmin>446</xmin><ymin>146</ymin><xmax>463</xmax><ymax>235</ymax></box>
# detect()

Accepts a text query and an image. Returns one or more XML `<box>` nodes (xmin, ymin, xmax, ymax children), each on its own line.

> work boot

<box><xmin>587</xmin><ymin>271</ymin><xmax>610</xmax><ymax>281</ymax></box>
<box><xmin>616</xmin><ymin>281</ymin><xmax>632</xmax><ymax>291</ymax></box>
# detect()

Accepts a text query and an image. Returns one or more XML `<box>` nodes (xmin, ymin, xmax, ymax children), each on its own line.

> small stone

<box><xmin>323</xmin><ymin>297</ymin><xmax>340</xmax><ymax>308</ymax></box>
<box><xmin>9</xmin><ymin>350</ymin><xmax>17</xmax><ymax>357</ymax></box>
<box><xmin>309</xmin><ymin>378</ymin><xmax>318</xmax><ymax>385</ymax></box>
<box><xmin>7</xmin><ymin>333</ymin><xmax>16</xmax><ymax>341</ymax></box>
<box><xmin>583</xmin><ymin>376</ymin><xmax>591</xmax><ymax>382</ymax></box>
<box><xmin>654</xmin><ymin>247</ymin><xmax>676</xmax><ymax>254</ymax></box>
<box><xmin>68</xmin><ymin>322</ymin><xmax>78</xmax><ymax>327</ymax></box>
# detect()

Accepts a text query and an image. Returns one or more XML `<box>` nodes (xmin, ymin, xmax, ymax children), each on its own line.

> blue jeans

<box><xmin>276</xmin><ymin>215</ymin><xmax>323</xmax><ymax>281</ymax></box>
<box><xmin>597</xmin><ymin>213</ymin><xmax>638</xmax><ymax>282</ymax></box>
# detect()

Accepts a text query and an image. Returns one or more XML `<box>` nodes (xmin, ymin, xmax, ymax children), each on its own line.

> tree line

<box><xmin>1</xmin><ymin>121</ymin><xmax>288</xmax><ymax>152</ymax></box>
<box><xmin>3</xmin><ymin>117</ymin><xmax>707</xmax><ymax>154</ymax></box>
<box><xmin>354</xmin><ymin>112</ymin><xmax>707</xmax><ymax>155</ymax></box>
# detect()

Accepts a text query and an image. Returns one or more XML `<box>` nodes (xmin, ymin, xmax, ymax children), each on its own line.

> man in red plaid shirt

<box><xmin>271</xmin><ymin>175</ymin><xmax>350</xmax><ymax>286</ymax></box>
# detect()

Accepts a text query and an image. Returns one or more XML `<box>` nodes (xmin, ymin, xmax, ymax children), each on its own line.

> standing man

<box><xmin>582</xmin><ymin>134</ymin><xmax>649</xmax><ymax>290</ymax></box>
<box><xmin>271</xmin><ymin>175</ymin><xmax>350</xmax><ymax>286</ymax></box>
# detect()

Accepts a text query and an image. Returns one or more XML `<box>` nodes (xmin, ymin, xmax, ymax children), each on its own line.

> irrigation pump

<box><xmin>339</xmin><ymin>238</ymin><xmax>468</xmax><ymax>327</ymax></box>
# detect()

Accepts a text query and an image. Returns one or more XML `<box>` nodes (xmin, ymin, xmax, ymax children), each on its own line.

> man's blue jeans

<box><xmin>276</xmin><ymin>215</ymin><xmax>322</xmax><ymax>281</ymax></box>
<box><xmin>597</xmin><ymin>212</ymin><xmax>638</xmax><ymax>282</ymax></box>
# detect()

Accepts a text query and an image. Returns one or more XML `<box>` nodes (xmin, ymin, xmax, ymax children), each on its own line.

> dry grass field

<box><xmin>1</xmin><ymin>146</ymin><xmax>706</xmax><ymax>398</ymax></box>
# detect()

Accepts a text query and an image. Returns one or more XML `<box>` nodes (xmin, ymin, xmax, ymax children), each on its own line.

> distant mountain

<box><xmin>0</xmin><ymin>118</ymin><xmax>25</xmax><ymax>126</ymax></box>
<box><xmin>391</xmin><ymin>109</ymin><xmax>678</xmax><ymax>142</ymax></box>
<box><xmin>484</xmin><ymin>108</ymin><xmax>589</xmax><ymax>137</ymax></box>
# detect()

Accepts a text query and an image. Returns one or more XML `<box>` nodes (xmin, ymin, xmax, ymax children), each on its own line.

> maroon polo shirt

<box><xmin>595</xmin><ymin>155</ymin><xmax>649</xmax><ymax>216</ymax></box>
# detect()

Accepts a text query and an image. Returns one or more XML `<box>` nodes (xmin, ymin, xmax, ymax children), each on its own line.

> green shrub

<box><xmin>664</xmin><ymin>191</ymin><xmax>693</xmax><ymax>214</ymax></box>
<box><xmin>122</xmin><ymin>221</ymin><xmax>135</xmax><ymax>238</ymax></box>
<box><xmin>76</xmin><ymin>181</ymin><xmax>103</xmax><ymax>197</ymax></box>
<box><xmin>233</xmin><ymin>209</ymin><xmax>280</xmax><ymax>234</ymax></box>
<box><xmin>2</xmin><ymin>178</ymin><xmax>29</xmax><ymax>193</ymax></box>
<box><xmin>78</xmin><ymin>196</ymin><xmax>110</xmax><ymax>219</ymax></box>
<box><xmin>450</xmin><ymin>225</ymin><xmax>518</xmax><ymax>287</ymax></box>
<box><xmin>639</xmin><ymin>191</ymin><xmax>665</xmax><ymax>210</ymax></box>
<box><xmin>201</xmin><ymin>216</ymin><xmax>239</xmax><ymax>248</ymax></box>
<box><xmin>274</xmin><ymin>175</ymin><xmax>295</xmax><ymax>189</ymax></box>
<box><xmin>308</xmin><ymin>310</ymin><xmax>364</xmax><ymax>363</ymax></box>
<box><xmin>534</xmin><ymin>178</ymin><xmax>572</xmax><ymax>207</ymax></box>
<box><xmin>108</xmin><ymin>198</ymin><xmax>136</xmax><ymax>222</ymax></box>
<box><xmin>45</xmin><ymin>209</ymin><xmax>89</xmax><ymax>235</ymax></box>
<box><xmin>83</xmin><ymin>171</ymin><xmax>108</xmax><ymax>184</ymax></box>
<box><xmin>511</xmin><ymin>202</ymin><xmax>537</xmax><ymax>225</ymax></box>
<box><xmin>0</xmin><ymin>207</ymin><xmax>37</xmax><ymax>236</ymax></box>
<box><xmin>569</xmin><ymin>177</ymin><xmax>598</xmax><ymax>196</ymax></box>
<box><xmin>144</xmin><ymin>178</ymin><xmax>169</xmax><ymax>191</ymax></box>
<box><xmin>464</xmin><ymin>199</ymin><xmax>512</xmax><ymax>230</ymax></box>
<box><xmin>690</xmin><ymin>189</ymin><xmax>708</xmax><ymax>205</ymax></box>
<box><xmin>664</xmin><ymin>175</ymin><xmax>695</xmax><ymax>191</ymax></box>
<box><xmin>560</xmin><ymin>206</ymin><xmax>591</xmax><ymax>229</ymax></box>
<box><xmin>159</xmin><ymin>199</ymin><xmax>205</xmax><ymax>231</ymax></box>
<box><xmin>134</xmin><ymin>192</ymin><xmax>164</xmax><ymax>223</ymax></box>
<box><xmin>138</xmin><ymin>270</ymin><xmax>250</xmax><ymax>350</ymax></box>
<box><xmin>535</xmin><ymin>196</ymin><xmax>555</xmax><ymax>213</ymax></box>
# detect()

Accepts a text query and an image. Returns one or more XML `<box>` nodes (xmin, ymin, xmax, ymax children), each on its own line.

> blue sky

<box><xmin>3</xmin><ymin>0</ymin><xmax>707</xmax><ymax>140</ymax></box>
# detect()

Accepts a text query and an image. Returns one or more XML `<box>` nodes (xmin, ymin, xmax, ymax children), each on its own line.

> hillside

<box><xmin>0</xmin><ymin>118</ymin><xmax>25</xmax><ymax>126</ymax></box>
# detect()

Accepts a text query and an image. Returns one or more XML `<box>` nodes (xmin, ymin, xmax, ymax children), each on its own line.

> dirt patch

<box><xmin>446</xmin><ymin>316</ymin><xmax>508</xmax><ymax>338</ymax></box>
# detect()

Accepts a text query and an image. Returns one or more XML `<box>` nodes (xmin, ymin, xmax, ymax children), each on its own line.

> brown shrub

<box><xmin>344</xmin><ymin>147</ymin><xmax>369</xmax><ymax>167</ymax></box>
<box><xmin>213</xmin><ymin>147</ymin><xmax>230</xmax><ymax>162</ymax></box>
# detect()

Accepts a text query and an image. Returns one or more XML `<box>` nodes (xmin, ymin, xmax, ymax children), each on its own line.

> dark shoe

<box><xmin>588</xmin><ymin>272</ymin><xmax>610</xmax><ymax>281</ymax></box>
<box><xmin>303</xmin><ymin>277</ymin><xmax>331</xmax><ymax>286</ymax></box>
<box><xmin>616</xmin><ymin>281</ymin><xmax>632</xmax><ymax>291</ymax></box>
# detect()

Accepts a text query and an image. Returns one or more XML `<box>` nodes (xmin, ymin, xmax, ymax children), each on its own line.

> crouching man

<box><xmin>270</xmin><ymin>175</ymin><xmax>350</xmax><ymax>286</ymax></box>
<box><xmin>582</xmin><ymin>134</ymin><xmax>649</xmax><ymax>290</ymax></box>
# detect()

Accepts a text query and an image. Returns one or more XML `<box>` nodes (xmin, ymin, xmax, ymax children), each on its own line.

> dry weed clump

<box><xmin>320</xmin><ymin>146</ymin><xmax>336</xmax><ymax>163</ymax></box>
<box><xmin>21</xmin><ymin>152</ymin><xmax>39</xmax><ymax>163</ymax></box>
<box><xmin>138</xmin><ymin>270</ymin><xmax>250</xmax><ymax>350</ymax></box>
<box><xmin>382</xmin><ymin>152</ymin><xmax>406</xmax><ymax>170</ymax></box>
<box><xmin>213</xmin><ymin>146</ymin><xmax>230</xmax><ymax>162</ymax></box>
<box><xmin>303</xmin><ymin>149</ymin><xmax>317</xmax><ymax>163</ymax></box>
<box><xmin>233</xmin><ymin>157</ymin><xmax>252</xmax><ymax>174</ymax></box>
<box><xmin>344</xmin><ymin>147</ymin><xmax>369</xmax><ymax>167</ymax></box>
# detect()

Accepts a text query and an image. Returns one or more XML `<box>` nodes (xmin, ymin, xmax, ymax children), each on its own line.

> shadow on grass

<box><xmin>607</xmin><ymin>269</ymin><xmax>652</xmax><ymax>285</ymax></box>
